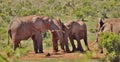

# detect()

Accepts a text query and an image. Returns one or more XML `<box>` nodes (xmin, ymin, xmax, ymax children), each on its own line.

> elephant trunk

<box><xmin>91</xmin><ymin>32</ymin><xmax>99</xmax><ymax>46</ymax></box>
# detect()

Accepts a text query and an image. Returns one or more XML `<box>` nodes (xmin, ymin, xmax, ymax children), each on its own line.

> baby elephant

<box><xmin>64</xmin><ymin>20</ymin><xmax>90</xmax><ymax>52</ymax></box>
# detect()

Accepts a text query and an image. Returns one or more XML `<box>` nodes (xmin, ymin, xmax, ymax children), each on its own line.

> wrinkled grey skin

<box><xmin>95</xmin><ymin>18</ymin><xmax>120</xmax><ymax>53</ymax></box>
<box><xmin>49</xmin><ymin>19</ymin><xmax>70</xmax><ymax>53</ymax></box>
<box><xmin>64</xmin><ymin>20</ymin><xmax>90</xmax><ymax>52</ymax></box>
<box><xmin>8</xmin><ymin>15</ymin><xmax>53</xmax><ymax>53</ymax></box>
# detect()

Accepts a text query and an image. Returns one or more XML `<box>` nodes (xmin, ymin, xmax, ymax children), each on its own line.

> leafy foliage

<box><xmin>0</xmin><ymin>54</ymin><xmax>9</xmax><ymax>62</ymax></box>
<box><xmin>0</xmin><ymin>0</ymin><xmax>120</xmax><ymax>42</ymax></box>
<box><xmin>100</xmin><ymin>33</ymin><xmax>120</xmax><ymax>62</ymax></box>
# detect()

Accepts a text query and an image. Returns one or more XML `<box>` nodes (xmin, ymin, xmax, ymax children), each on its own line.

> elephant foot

<box><xmin>53</xmin><ymin>50</ymin><xmax>59</xmax><ymax>52</ymax></box>
<box><xmin>66</xmin><ymin>51</ymin><xmax>71</xmax><ymax>53</ymax></box>
<box><xmin>66</xmin><ymin>50</ymin><xmax>71</xmax><ymax>53</ymax></box>
<box><xmin>71</xmin><ymin>49</ymin><xmax>75</xmax><ymax>52</ymax></box>
<box><xmin>35</xmin><ymin>51</ymin><xmax>39</xmax><ymax>54</ymax></box>
<box><xmin>66</xmin><ymin>49</ymin><xmax>71</xmax><ymax>53</ymax></box>
<box><xmin>76</xmin><ymin>48</ymin><xmax>79</xmax><ymax>51</ymax></box>
<box><xmin>79</xmin><ymin>48</ymin><xmax>84</xmax><ymax>53</ymax></box>
<box><xmin>71</xmin><ymin>48</ymin><xmax>79</xmax><ymax>52</ymax></box>
<box><xmin>39</xmin><ymin>51</ymin><xmax>44</xmax><ymax>53</ymax></box>
<box><xmin>52</xmin><ymin>51</ymin><xmax>57</xmax><ymax>55</ymax></box>
<box><xmin>52</xmin><ymin>50</ymin><xmax>59</xmax><ymax>54</ymax></box>
<box><xmin>60</xmin><ymin>50</ymin><xmax>65</xmax><ymax>54</ymax></box>
<box><xmin>79</xmin><ymin>50</ymin><xmax>85</xmax><ymax>53</ymax></box>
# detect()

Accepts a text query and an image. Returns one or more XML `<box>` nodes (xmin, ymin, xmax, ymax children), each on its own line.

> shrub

<box><xmin>99</xmin><ymin>33</ymin><xmax>120</xmax><ymax>62</ymax></box>
<box><xmin>43</xmin><ymin>31</ymin><xmax>52</xmax><ymax>48</ymax></box>
<box><xmin>0</xmin><ymin>54</ymin><xmax>9</xmax><ymax>62</ymax></box>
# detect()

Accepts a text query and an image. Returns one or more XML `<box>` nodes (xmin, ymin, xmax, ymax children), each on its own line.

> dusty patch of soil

<box><xmin>20</xmin><ymin>42</ymin><xmax>105</xmax><ymax>60</ymax></box>
<box><xmin>20</xmin><ymin>50</ymin><xmax>104</xmax><ymax>61</ymax></box>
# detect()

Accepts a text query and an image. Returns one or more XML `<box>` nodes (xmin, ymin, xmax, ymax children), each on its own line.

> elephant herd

<box><xmin>8</xmin><ymin>15</ymin><xmax>120</xmax><ymax>54</ymax></box>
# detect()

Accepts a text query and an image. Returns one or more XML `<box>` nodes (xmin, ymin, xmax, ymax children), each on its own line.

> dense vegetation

<box><xmin>100</xmin><ymin>33</ymin><xmax>120</xmax><ymax>62</ymax></box>
<box><xmin>0</xmin><ymin>0</ymin><xmax>120</xmax><ymax>62</ymax></box>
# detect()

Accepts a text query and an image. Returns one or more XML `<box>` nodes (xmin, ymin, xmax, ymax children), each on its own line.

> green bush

<box><xmin>4</xmin><ymin>45</ymin><xmax>29</xmax><ymax>58</ymax></box>
<box><xmin>99</xmin><ymin>33</ymin><xmax>120</xmax><ymax>62</ymax></box>
<box><xmin>43</xmin><ymin>32</ymin><xmax>52</xmax><ymax>48</ymax></box>
<box><xmin>0</xmin><ymin>54</ymin><xmax>9</xmax><ymax>62</ymax></box>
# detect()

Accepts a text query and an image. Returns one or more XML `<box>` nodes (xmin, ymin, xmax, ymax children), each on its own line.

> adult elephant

<box><xmin>94</xmin><ymin>18</ymin><xmax>120</xmax><ymax>53</ymax></box>
<box><xmin>49</xmin><ymin>18</ymin><xmax>70</xmax><ymax>53</ymax></box>
<box><xmin>64</xmin><ymin>20</ymin><xmax>90</xmax><ymax>52</ymax></box>
<box><xmin>8</xmin><ymin>15</ymin><xmax>54</xmax><ymax>53</ymax></box>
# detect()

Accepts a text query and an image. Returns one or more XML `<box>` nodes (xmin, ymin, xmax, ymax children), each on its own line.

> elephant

<box><xmin>94</xmin><ymin>18</ymin><xmax>120</xmax><ymax>53</ymax></box>
<box><xmin>49</xmin><ymin>18</ymin><xmax>70</xmax><ymax>53</ymax></box>
<box><xmin>8</xmin><ymin>15</ymin><xmax>54</xmax><ymax>53</ymax></box>
<box><xmin>64</xmin><ymin>20</ymin><xmax>90</xmax><ymax>52</ymax></box>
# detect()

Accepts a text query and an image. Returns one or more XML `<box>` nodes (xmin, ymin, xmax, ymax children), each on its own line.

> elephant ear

<box><xmin>101</xmin><ymin>23</ymin><xmax>112</xmax><ymax>33</ymax></box>
<box><xmin>96</xmin><ymin>18</ymin><xmax>104</xmax><ymax>32</ymax></box>
<box><xmin>32</xmin><ymin>16</ymin><xmax>48</xmax><ymax>32</ymax></box>
<box><xmin>42</xmin><ymin>16</ymin><xmax>50</xmax><ymax>23</ymax></box>
<box><xmin>99</xmin><ymin>18</ymin><xmax>104</xmax><ymax>28</ymax></box>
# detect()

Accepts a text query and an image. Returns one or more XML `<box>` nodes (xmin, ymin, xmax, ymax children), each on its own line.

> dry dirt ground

<box><xmin>0</xmin><ymin>41</ymin><xmax>105</xmax><ymax>62</ymax></box>
<box><xmin>20</xmin><ymin>50</ymin><xmax>104</xmax><ymax>60</ymax></box>
<box><xmin>19</xmin><ymin>42</ymin><xmax>105</xmax><ymax>61</ymax></box>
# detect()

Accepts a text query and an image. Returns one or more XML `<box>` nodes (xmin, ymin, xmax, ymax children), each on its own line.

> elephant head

<box><xmin>49</xmin><ymin>18</ymin><xmax>70</xmax><ymax>53</ymax></box>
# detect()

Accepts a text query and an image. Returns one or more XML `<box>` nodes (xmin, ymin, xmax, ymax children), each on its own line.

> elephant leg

<box><xmin>12</xmin><ymin>33</ymin><xmax>20</xmax><ymax>50</ymax></box>
<box><xmin>57</xmin><ymin>32</ymin><xmax>65</xmax><ymax>53</ymax></box>
<box><xmin>64</xmin><ymin>38</ymin><xmax>70</xmax><ymax>53</ymax></box>
<box><xmin>76</xmin><ymin>39</ymin><xmax>84</xmax><ymax>52</ymax></box>
<box><xmin>59</xmin><ymin>39</ymin><xmax>65</xmax><ymax>52</ymax></box>
<box><xmin>52</xmin><ymin>39</ymin><xmax>58</xmax><ymax>52</ymax></box>
<box><xmin>38</xmin><ymin>33</ymin><xmax>43</xmax><ymax>53</ymax></box>
<box><xmin>69</xmin><ymin>36</ymin><xmax>76</xmax><ymax>52</ymax></box>
<box><xmin>35</xmin><ymin>33</ymin><xmax>43</xmax><ymax>53</ymax></box>
<box><xmin>51</xmin><ymin>32</ymin><xmax>58</xmax><ymax>53</ymax></box>
<box><xmin>84</xmin><ymin>36</ymin><xmax>90</xmax><ymax>50</ymax></box>
<box><xmin>32</xmin><ymin>35</ymin><xmax>38</xmax><ymax>53</ymax></box>
<box><xmin>13</xmin><ymin>40</ymin><xmax>20</xmax><ymax>50</ymax></box>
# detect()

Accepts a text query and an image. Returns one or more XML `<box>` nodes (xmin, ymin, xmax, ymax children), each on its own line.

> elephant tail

<box><xmin>8</xmin><ymin>29</ymin><xmax>12</xmax><ymax>45</ymax></box>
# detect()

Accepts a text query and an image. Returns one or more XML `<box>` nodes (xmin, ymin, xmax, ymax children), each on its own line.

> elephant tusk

<box><xmin>51</xmin><ymin>30</ymin><xmax>55</xmax><ymax>32</ymax></box>
<box><xmin>62</xmin><ymin>31</ymin><xmax>65</xmax><ymax>33</ymax></box>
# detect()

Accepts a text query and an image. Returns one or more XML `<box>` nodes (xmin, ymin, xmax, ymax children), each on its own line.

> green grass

<box><xmin>86</xmin><ymin>19</ymin><xmax>97</xmax><ymax>42</ymax></box>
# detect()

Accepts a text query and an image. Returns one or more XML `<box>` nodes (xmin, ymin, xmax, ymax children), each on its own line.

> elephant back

<box><xmin>71</xmin><ymin>21</ymin><xmax>86</xmax><ymax>31</ymax></box>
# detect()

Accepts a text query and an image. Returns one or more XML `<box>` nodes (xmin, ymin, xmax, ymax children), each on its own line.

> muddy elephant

<box><xmin>49</xmin><ymin>18</ymin><xmax>70</xmax><ymax>53</ymax></box>
<box><xmin>95</xmin><ymin>18</ymin><xmax>120</xmax><ymax>53</ymax></box>
<box><xmin>8</xmin><ymin>15</ymin><xmax>53</xmax><ymax>53</ymax></box>
<box><xmin>64</xmin><ymin>20</ymin><xmax>90</xmax><ymax>52</ymax></box>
